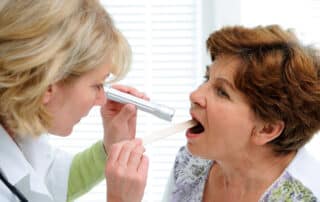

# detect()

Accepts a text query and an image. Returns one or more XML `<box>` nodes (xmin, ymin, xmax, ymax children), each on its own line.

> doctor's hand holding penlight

<box><xmin>105</xmin><ymin>86</ymin><xmax>175</xmax><ymax>122</ymax></box>
<box><xmin>105</xmin><ymin>86</ymin><xmax>197</xmax><ymax>145</ymax></box>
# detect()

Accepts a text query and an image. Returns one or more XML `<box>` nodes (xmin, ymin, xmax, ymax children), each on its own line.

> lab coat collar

<box><xmin>0</xmin><ymin>125</ymin><xmax>53</xmax><ymax>199</ymax></box>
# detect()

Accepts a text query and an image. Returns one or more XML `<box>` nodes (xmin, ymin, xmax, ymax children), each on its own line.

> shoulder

<box><xmin>260</xmin><ymin>148</ymin><xmax>320</xmax><ymax>201</ymax></box>
<box><xmin>169</xmin><ymin>146</ymin><xmax>213</xmax><ymax>201</ymax></box>
<box><xmin>263</xmin><ymin>172</ymin><xmax>319</xmax><ymax>202</ymax></box>
<box><xmin>286</xmin><ymin>147</ymin><xmax>320</xmax><ymax>199</ymax></box>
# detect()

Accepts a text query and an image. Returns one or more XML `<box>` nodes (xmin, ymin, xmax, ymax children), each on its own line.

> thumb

<box><xmin>114</xmin><ymin>104</ymin><xmax>137</xmax><ymax>123</ymax></box>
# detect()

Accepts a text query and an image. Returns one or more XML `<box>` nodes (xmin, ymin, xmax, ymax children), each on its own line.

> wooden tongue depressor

<box><xmin>142</xmin><ymin>120</ymin><xmax>197</xmax><ymax>145</ymax></box>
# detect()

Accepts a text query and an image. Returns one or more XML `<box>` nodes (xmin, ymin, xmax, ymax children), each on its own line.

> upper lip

<box><xmin>190</xmin><ymin>111</ymin><xmax>201</xmax><ymax>125</ymax></box>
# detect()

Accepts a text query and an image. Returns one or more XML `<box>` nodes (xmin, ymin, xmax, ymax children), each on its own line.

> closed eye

<box><xmin>94</xmin><ymin>83</ymin><xmax>104</xmax><ymax>91</ymax></box>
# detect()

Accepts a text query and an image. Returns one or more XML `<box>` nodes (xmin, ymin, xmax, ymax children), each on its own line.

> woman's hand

<box><xmin>101</xmin><ymin>84</ymin><xmax>148</xmax><ymax>153</ymax></box>
<box><xmin>105</xmin><ymin>139</ymin><xmax>149</xmax><ymax>202</ymax></box>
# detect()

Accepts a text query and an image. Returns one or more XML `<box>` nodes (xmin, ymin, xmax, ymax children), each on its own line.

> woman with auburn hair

<box><xmin>0</xmin><ymin>0</ymin><xmax>148</xmax><ymax>202</ymax></box>
<box><xmin>163</xmin><ymin>25</ymin><xmax>320</xmax><ymax>201</ymax></box>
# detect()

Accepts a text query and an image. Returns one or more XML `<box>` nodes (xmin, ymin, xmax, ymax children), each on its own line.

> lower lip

<box><xmin>186</xmin><ymin>130</ymin><xmax>201</xmax><ymax>139</ymax></box>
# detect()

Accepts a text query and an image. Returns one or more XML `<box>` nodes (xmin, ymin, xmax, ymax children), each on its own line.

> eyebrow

<box><xmin>215</xmin><ymin>77</ymin><xmax>235</xmax><ymax>90</ymax></box>
<box><xmin>207</xmin><ymin>66</ymin><xmax>235</xmax><ymax>90</ymax></box>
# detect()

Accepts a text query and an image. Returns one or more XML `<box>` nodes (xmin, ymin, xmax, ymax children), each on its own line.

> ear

<box><xmin>42</xmin><ymin>84</ymin><xmax>55</xmax><ymax>104</ymax></box>
<box><xmin>252</xmin><ymin>120</ymin><xmax>285</xmax><ymax>145</ymax></box>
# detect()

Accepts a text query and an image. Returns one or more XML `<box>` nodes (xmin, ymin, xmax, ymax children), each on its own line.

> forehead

<box><xmin>208</xmin><ymin>55</ymin><xmax>242</xmax><ymax>79</ymax></box>
<box><xmin>82</xmin><ymin>62</ymin><xmax>111</xmax><ymax>80</ymax></box>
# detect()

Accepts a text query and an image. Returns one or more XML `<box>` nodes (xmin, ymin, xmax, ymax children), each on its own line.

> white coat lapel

<box><xmin>17</xmin><ymin>134</ymin><xmax>53</xmax><ymax>198</ymax></box>
<box><xmin>0</xmin><ymin>126</ymin><xmax>54</xmax><ymax>201</ymax></box>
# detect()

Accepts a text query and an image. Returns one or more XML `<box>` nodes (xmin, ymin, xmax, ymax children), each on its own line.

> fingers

<box><xmin>138</xmin><ymin>155</ymin><xmax>149</xmax><ymax>179</ymax></box>
<box><xmin>115</xmin><ymin>104</ymin><xmax>137</xmax><ymax>123</ymax></box>
<box><xmin>102</xmin><ymin>85</ymin><xmax>148</xmax><ymax>114</ymax></box>
<box><xmin>111</xmin><ymin>84</ymin><xmax>150</xmax><ymax>100</ymax></box>
<box><xmin>102</xmin><ymin>84</ymin><xmax>149</xmax><ymax>122</ymax></box>
<box><xmin>108</xmin><ymin>139</ymin><xmax>145</xmax><ymax>169</ymax></box>
<box><xmin>105</xmin><ymin>139</ymin><xmax>149</xmax><ymax>202</ymax></box>
<box><xmin>101</xmin><ymin>84</ymin><xmax>149</xmax><ymax>154</ymax></box>
<box><xmin>117</xmin><ymin>139</ymin><xmax>140</xmax><ymax>165</ymax></box>
<box><xmin>127</xmin><ymin>142</ymin><xmax>145</xmax><ymax>169</ymax></box>
<box><xmin>107</xmin><ymin>140</ymin><xmax>125</xmax><ymax>164</ymax></box>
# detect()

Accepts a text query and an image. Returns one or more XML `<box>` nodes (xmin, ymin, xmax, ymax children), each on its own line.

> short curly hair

<box><xmin>207</xmin><ymin>25</ymin><xmax>320</xmax><ymax>154</ymax></box>
<box><xmin>0</xmin><ymin>0</ymin><xmax>131</xmax><ymax>137</ymax></box>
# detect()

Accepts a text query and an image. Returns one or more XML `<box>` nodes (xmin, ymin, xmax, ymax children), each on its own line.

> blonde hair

<box><xmin>0</xmin><ymin>0</ymin><xmax>131</xmax><ymax>137</ymax></box>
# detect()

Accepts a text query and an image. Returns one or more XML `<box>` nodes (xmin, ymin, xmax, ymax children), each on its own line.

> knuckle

<box><xmin>122</xmin><ymin>141</ymin><xmax>134</xmax><ymax>151</ymax></box>
<box><xmin>110</xmin><ymin>143</ymin><xmax>120</xmax><ymax>152</ymax></box>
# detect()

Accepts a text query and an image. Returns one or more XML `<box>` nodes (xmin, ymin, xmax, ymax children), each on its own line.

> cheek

<box><xmin>77</xmin><ymin>97</ymin><xmax>95</xmax><ymax>112</ymax></box>
<box><xmin>207</xmin><ymin>105</ymin><xmax>254</xmax><ymax>139</ymax></box>
<box><xmin>73</xmin><ymin>88</ymin><xmax>97</xmax><ymax>107</ymax></box>
<box><xmin>65</xmin><ymin>92</ymin><xmax>94</xmax><ymax>117</ymax></box>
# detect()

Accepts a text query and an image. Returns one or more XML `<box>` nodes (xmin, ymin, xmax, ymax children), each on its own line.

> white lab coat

<box><xmin>0</xmin><ymin>125</ymin><xmax>73</xmax><ymax>202</ymax></box>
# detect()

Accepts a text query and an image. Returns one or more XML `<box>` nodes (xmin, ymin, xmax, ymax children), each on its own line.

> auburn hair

<box><xmin>207</xmin><ymin>25</ymin><xmax>320</xmax><ymax>154</ymax></box>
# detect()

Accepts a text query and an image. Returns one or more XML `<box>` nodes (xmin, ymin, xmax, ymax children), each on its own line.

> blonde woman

<box><xmin>163</xmin><ymin>25</ymin><xmax>320</xmax><ymax>201</ymax></box>
<box><xmin>0</xmin><ymin>0</ymin><xmax>148</xmax><ymax>202</ymax></box>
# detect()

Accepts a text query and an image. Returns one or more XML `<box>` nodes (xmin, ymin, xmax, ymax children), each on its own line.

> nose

<box><xmin>95</xmin><ymin>88</ymin><xmax>106</xmax><ymax>106</ymax></box>
<box><xmin>189</xmin><ymin>84</ymin><xmax>206</xmax><ymax>108</ymax></box>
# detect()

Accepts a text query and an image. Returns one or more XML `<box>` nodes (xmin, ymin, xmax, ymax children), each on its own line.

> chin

<box><xmin>61</xmin><ymin>128</ymin><xmax>73</xmax><ymax>136</ymax></box>
<box><xmin>60</xmin><ymin>132</ymin><xmax>72</xmax><ymax>137</ymax></box>
<box><xmin>187</xmin><ymin>143</ymin><xmax>210</xmax><ymax>159</ymax></box>
<box><xmin>49</xmin><ymin>128</ymin><xmax>73</xmax><ymax>137</ymax></box>
<box><xmin>187</xmin><ymin>143</ymin><xmax>201</xmax><ymax>156</ymax></box>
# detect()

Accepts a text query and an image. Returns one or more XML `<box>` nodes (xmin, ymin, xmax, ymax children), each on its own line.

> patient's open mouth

<box><xmin>188</xmin><ymin>119</ymin><xmax>204</xmax><ymax>134</ymax></box>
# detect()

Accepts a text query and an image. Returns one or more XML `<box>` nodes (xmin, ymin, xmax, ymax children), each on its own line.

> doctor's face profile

<box><xmin>0</xmin><ymin>0</ymin><xmax>131</xmax><ymax>138</ymax></box>
<box><xmin>43</xmin><ymin>62</ymin><xmax>111</xmax><ymax>136</ymax></box>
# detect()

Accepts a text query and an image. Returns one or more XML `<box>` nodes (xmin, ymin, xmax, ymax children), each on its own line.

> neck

<box><xmin>207</xmin><ymin>148</ymin><xmax>297</xmax><ymax>200</ymax></box>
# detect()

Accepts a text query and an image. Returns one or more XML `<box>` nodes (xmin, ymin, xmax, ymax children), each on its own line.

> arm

<box><xmin>66</xmin><ymin>140</ymin><xmax>107</xmax><ymax>202</ymax></box>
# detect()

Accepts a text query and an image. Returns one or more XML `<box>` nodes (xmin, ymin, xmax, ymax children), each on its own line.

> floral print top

<box><xmin>162</xmin><ymin>146</ymin><xmax>320</xmax><ymax>202</ymax></box>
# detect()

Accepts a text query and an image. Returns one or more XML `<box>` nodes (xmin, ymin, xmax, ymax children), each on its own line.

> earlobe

<box><xmin>253</xmin><ymin>121</ymin><xmax>285</xmax><ymax>145</ymax></box>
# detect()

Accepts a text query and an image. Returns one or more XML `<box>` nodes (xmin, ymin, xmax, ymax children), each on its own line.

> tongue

<box><xmin>189</xmin><ymin>124</ymin><xmax>204</xmax><ymax>134</ymax></box>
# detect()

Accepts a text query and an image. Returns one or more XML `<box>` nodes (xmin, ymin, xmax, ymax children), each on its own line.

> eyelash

<box><xmin>215</xmin><ymin>86</ymin><xmax>230</xmax><ymax>99</ymax></box>
<box><xmin>203</xmin><ymin>75</ymin><xmax>230</xmax><ymax>99</ymax></box>
<box><xmin>203</xmin><ymin>74</ymin><xmax>209</xmax><ymax>83</ymax></box>
<box><xmin>95</xmin><ymin>84</ymin><xmax>104</xmax><ymax>90</ymax></box>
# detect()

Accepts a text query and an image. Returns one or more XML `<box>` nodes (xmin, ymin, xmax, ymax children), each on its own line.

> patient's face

<box><xmin>186</xmin><ymin>55</ymin><xmax>261</xmax><ymax>161</ymax></box>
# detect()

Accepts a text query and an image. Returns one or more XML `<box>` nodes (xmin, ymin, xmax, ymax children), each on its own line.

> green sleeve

<box><xmin>66</xmin><ymin>140</ymin><xmax>107</xmax><ymax>202</ymax></box>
